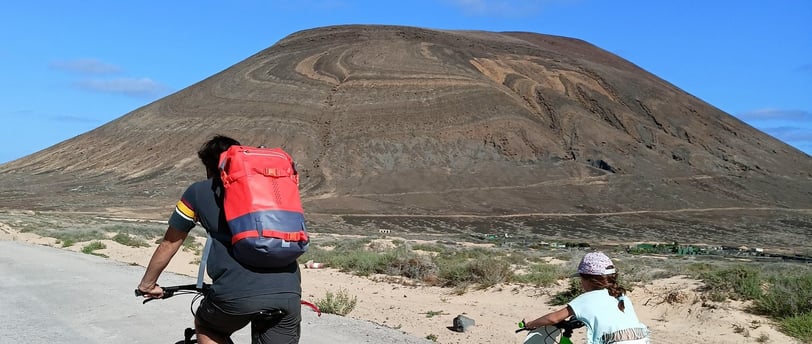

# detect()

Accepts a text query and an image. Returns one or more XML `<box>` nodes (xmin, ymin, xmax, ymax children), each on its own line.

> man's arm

<box><xmin>137</xmin><ymin>226</ymin><xmax>189</xmax><ymax>297</ymax></box>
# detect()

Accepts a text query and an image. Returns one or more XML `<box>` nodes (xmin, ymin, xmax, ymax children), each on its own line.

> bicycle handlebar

<box><xmin>134</xmin><ymin>284</ymin><xmax>207</xmax><ymax>303</ymax></box>
<box><xmin>134</xmin><ymin>284</ymin><xmax>322</xmax><ymax>316</ymax></box>
<box><xmin>515</xmin><ymin>317</ymin><xmax>585</xmax><ymax>334</ymax></box>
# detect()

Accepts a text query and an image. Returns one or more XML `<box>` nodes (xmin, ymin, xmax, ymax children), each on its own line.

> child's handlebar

<box><xmin>516</xmin><ymin>317</ymin><xmax>585</xmax><ymax>333</ymax></box>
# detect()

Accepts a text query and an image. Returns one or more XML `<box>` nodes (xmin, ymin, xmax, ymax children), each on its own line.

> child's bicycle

<box><xmin>135</xmin><ymin>284</ymin><xmax>320</xmax><ymax>344</ymax></box>
<box><xmin>516</xmin><ymin>317</ymin><xmax>585</xmax><ymax>344</ymax></box>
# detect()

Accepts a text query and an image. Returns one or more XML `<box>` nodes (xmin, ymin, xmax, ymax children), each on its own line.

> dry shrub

<box><xmin>664</xmin><ymin>290</ymin><xmax>690</xmax><ymax>304</ymax></box>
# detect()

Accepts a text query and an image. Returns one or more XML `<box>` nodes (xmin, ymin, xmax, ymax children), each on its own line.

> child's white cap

<box><xmin>574</xmin><ymin>251</ymin><xmax>617</xmax><ymax>276</ymax></box>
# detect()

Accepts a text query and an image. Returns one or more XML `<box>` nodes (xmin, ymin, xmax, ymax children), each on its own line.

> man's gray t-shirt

<box><xmin>168</xmin><ymin>178</ymin><xmax>301</xmax><ymax>305</ymax></box>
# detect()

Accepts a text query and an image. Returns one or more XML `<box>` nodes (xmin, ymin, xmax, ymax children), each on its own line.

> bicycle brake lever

<box><xmin>140</xmin><ymin>292</ymin><xmax>170</xmax><ymax>304</ymax></box>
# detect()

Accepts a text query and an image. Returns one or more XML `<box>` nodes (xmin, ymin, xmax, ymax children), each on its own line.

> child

<box><xmin>524</xmin><ymin>251</ymin><xmax>650</xmax><ymax>344</ymax></box>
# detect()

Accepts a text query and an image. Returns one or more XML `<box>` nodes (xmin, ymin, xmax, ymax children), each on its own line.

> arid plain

<box><xmin>1</xmin><ymin>210</ymin><xmax>806</xmax><ymax>343</ymax></box>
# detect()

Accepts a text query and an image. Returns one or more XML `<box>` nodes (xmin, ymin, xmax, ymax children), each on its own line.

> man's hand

<box><xmin>137</xmin><ymin>283</ymin><xmax>164</xmax><ymax>299</ymax></box>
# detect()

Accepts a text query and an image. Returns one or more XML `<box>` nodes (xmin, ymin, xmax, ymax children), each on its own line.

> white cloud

<box><xmin>76</xmin><ymin>77</ymin><xmax>169</xmax><ymax>97</ymax></box>
<box><xmin>50</xmin><ymin>59</ymin><xmax>171</xmax><ymax>98</ymax></box>
<box><xmin>50</xmin><ymin>58</ymin><xmax>121</xmax><ymax>74</ymax></box>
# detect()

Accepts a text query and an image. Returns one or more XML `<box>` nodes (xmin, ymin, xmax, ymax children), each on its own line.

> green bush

<box><xmin>778</xmin><ymin>313</ymin><xmax>812</xmax><ymax>343</ymax></box>
<box><xmin>383</xmin><ymin>247</ymin><xmax>437</xmax><ymax>281</ymax></box>
<box><xmin>315</xmin><ymin>288</ymin><xmax>357</xmax><ymax>316</ymax></box>
<box><xmin>503</xmin><ymin>252</ymin><xmax>530</xmax><ymax>266</ymax></box>
<box><xmin>435</xmin><ymin>254</ymin><xmax>473</xmax><ymax>288</ymax></box>
<box><xmin>700</xmin><ymin>265</ymin><xmax>762</xmax><ymax>301</ymax></box>
<box><xmin>81</xmin><ymin>241</ymin><xmax>108</xmax><ymax>257</ymax></box>
<box><xmin>316</xmin><ymin>240</ymin><xmax>339</xmax><ymax>248</ymax></box>
<box><xmin>433</xmin><ymin>253</ymin><xmax>512</xmax><ymax>288</ymax></box>
<box><xmin>411</xmin><ymin>243</ymin><xmax>445</xmax><ymax>253</ymax></box>
<box><xmin>333</xmin><ymin>238</ymin><xmax>372</xmax><ymax>251</ymax></box>
<box><xmin>331</xmin><ymin>249</ymin><xmax>389</xmax><ymax>276</ymax></box>
<box><xmin>460</xmin><ymin>247</ymin><xmax>504</xmax><ymax>260</ymax></box>
<box><xmin>102</xmin><ymin>223</ymin><xmax>165</xmax><ymax>239</ymax></box>
<box><xmin>469</xmin><ymin>257</ymin><xmax>512</xmax><ymax>288</ymax></box>
<box><xmin>112</xmin><ymin>233</ymin><xmax>150</xmax><ymax>248</ymax></box>
<box><xmin>685</xmin><ymin>262</ymin><xmax>716</xmax><ymax>275</ymax></box>
<box><xmin>40</xmin><ymin>228</ymin><xmax>107</xmax><ymax>244</ymax></box>
<box><xmin>513</xmin><ymin>263</ymin><xmax>565</xmax><ymax>287</ymax></box>
<box><xmin>755</xmin><ymin>273</ymin><xmax>812</xmax><ymax>318</ymax></box>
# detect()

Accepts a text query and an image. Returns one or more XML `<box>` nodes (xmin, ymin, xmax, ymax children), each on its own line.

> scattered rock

<box><xmin>449</xmin><ymin>314</ymin><xmax>475</xmax><ymax>332</ymax></box>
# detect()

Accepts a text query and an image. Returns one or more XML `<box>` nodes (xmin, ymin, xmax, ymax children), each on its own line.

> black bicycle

<box><xmin>135</xmin><ymin>284</ymin><xmax>320</xmax><ymax>344</ymax></box>
<box><xmin>516</xmin><ymin>317</ymin><xmax>585</xmax><ymax>344</ymax></box>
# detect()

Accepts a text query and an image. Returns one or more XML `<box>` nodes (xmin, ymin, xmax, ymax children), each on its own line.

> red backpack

<box><xmin>218</xmin><ymin>145</ymin><xmax>309</xmax><ymax>268</ymax></box>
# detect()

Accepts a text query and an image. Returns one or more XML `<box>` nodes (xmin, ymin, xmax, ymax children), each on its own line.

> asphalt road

<box><xmin>0</xmin><ymin>241</ymin><xmax>431</xmax><ymax>344</ymax></box>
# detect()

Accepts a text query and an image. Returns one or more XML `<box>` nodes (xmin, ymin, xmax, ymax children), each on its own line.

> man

<box><xmin>137</xmin><ymin>135</ymin><xmax>302</xmax><ymax>344</ymax></box>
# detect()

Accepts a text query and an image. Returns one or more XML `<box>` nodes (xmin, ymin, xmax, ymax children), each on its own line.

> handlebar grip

<box><xmin>134</xmin><ymin>288</ymin><xmax>157</xmax><ymax>304</ymax></box>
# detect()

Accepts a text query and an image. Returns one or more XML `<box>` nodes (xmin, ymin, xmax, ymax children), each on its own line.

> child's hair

<box><xmin>581</xmin><ymin>272</ymin><xmax>627</xmax><ymax>311</ymax></box>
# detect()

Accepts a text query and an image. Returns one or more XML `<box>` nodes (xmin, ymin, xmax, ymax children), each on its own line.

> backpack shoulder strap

<box><xmin>196</xmin><ymin>232</ymin><xmax>213</xmax><ymax>289</ymax></box>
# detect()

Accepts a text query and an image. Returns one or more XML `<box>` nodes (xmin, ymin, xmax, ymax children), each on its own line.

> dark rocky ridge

<box><xmin>1</xmin><ymin>25</ymin><xmax>810</xmax><ymax>249</ymax></box>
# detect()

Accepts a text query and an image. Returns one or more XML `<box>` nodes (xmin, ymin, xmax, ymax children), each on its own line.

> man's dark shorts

<box><xmin>196</xmin><ymin>293</ymin><xmax>301</xmax><ymax>344</ymax></box>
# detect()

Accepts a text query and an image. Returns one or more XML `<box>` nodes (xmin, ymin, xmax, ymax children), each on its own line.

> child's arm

<box><xmin>524</xmin><ymin>306</ymin><xmax>573</xmax><ymax>330</ymax></box>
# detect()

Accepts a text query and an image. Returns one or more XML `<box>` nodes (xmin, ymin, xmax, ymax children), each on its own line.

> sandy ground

<box><xmin>0</xmin><ymin>219</ymin><xmax>801</xmax><ymax>344</ymax></box>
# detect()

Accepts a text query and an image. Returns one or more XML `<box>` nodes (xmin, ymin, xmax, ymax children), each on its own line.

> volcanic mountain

<box><xmin>2</xmin><ymin>25</ymin><xmax>810</xmax><ymax>249</ymax></box>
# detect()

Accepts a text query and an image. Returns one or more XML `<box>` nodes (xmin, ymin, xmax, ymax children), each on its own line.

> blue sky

<box><xmin>1</xmin><ymin>0</ymin><xmax>810</xmax><ymax>164</ymax></box>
